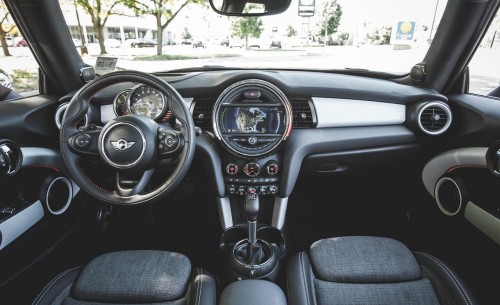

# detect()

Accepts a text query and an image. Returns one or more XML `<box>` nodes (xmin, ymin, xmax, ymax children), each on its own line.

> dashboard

<box><xmin>73</xmin><ymin>70</ymin><xmax>451</xmax><ymax>208</ymax></box>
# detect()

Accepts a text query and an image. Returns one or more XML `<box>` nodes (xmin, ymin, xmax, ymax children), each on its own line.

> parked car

<box><xmin>15</xmin><ymin>39</ymin><xmax>27</xmax><ymax>47</ymax></box>
<box><xmin>104</xmin><ymin>38</ymin><xmax>121</xmax><ymax>48</ymax></box>
<box><xmin>220</xmin><ymin>39</ymin><xmax>229</xmax><ymax>47</ymax></box>
<box><xmin>72</xmin><ymin>38</ymin><xmax>82</xmax><ymax>47</ymax></box>
<box><xmin>181</xmin><ymin>39</ymin><xmax>192</xmax><ymax>45</ymax></box>
<box><xmin>1</xmin><ymin>37</ymin><xmax>14</xmax><ymax>47</ymax></box>
<box><xmin>270</xmin><ymin>40</ymin><xmax>282</xmax><ymax>49</ymax></box>
<box><xmin>192</xmin><ymin>40</ymin><xmax>206</xmax><ymax>48</ymax></box>
<box><xmin>229</xmin><ymin>38</ymin><xmax>244</xmax><ymax>48</ymax></box>
<box><xmin>131</xmin><ymin>38</ymin><xmax>157</xmax><ymax>48</ymax></box>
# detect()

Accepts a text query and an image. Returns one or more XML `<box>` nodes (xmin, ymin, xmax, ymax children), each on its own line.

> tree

<box><xmin>286</xmin><ymin>25</ymin><xmax>297</xmax><ymax>38</ymax></box>
<box><xmin>317</xmin><ymin>0</ymin><xmax>342</xmax><ymax>39</ymax></box>
<box><xmin>75</xmin><ymin>0</ymin><xmax>122</xmax><ymax>55</ymax></box>
<box><xmin>231</xmin><ymin>5</ymin><xmax>263</xmax><ymax>50</ymax></box>
<box><xmin>124</xmin><ymin>0</ymin><xmax>205</xmax><ymax>56</ymax></box>
<box><xmin>181</xmin><ymin>27</ymin><xmax>192</xmax><ymax>40</ymax></box>
<box><xmin>0</xmin><ymin>2</ymin><xmax>15</xmax><ymax>56</ymax></box>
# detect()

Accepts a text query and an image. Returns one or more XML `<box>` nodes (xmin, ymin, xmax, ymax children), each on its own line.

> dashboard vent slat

<box><xmin>291</xmin><ymin>99</ymin><xmax>315</xmax><ymax>128</ymax></box>
<box><xmin>192</xmin><ymin>99</ymin><xmax>215</xmax><ymax>130</ymax></box>
<box><xmin>418</xmin><ymin>102</ymin><xmax>452</xmax><ymax>135</ymax></box>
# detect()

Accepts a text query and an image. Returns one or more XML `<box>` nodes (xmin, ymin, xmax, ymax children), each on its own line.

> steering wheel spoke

<box><xmin>115</xmin><ymin>168</ymin><xmax>154</xmax><ymax>197</ymax></box>
<box><xmin>157</xmin><ymin>127</ymin><xmax>185</xmax><ymax>158</ymax></box>
<box><xmin>67</xmin><ymin>129</ymin><xmax>101</xmax><ymax>156</ymax></box>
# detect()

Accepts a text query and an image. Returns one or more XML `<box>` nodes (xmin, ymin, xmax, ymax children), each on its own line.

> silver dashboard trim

<box><xmin>271</xmin><ymin>197</ymin><xmax>288</xmax><ymax>230</ymax></box>
<box><xmin>0</xmin><ymin>201</ymin><xmax>44</xmax><ymax>250</ymax></box>
<box><xmin>312</xmin><ymin>97</ymin><xmax>406</xmax><ymax>128</ymax></box>
<box><xmin>422</xmin><ymin>147</ymin><xmax>487</xmax><ymax>196</ymax></box>
<box><xmin>217</xmin><ymin>197</ymin><xmax>233</xmax><ymax>229</ymax></box>
<box><xmin>465</xmin><ymin>202</ymin><xmax>500</xmax><ymax>245</ymax></box>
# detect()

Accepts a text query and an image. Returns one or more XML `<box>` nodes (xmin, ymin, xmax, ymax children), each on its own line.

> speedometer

<box><xmin>127</xmin><ymin>85</ymin><xmax>166</xmax><ymax>120</ymax></box>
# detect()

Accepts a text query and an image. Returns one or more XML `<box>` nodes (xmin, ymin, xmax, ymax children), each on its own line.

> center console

<box><xmin>210</xmin><ymin>79</ymin><xmax>292</xmax><ymax>284</ymax></box>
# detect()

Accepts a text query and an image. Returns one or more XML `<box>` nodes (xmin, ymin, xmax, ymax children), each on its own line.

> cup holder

<box><xmin>220</xmin><ymin>224</ymin><xmax>286</xmax><ymax>258</ymax></box>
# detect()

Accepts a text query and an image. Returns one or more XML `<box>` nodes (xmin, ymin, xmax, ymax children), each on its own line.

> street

<box><xmin>1</xmin><ymin>44</ymin><xmax>498</xmax><ymax>96</ymax></box>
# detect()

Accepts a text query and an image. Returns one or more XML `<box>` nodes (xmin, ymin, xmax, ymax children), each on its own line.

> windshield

<box><xmin>59</xmin><ymin>0</ymin><xmax>448</xmax><ymax>75</ymax></box>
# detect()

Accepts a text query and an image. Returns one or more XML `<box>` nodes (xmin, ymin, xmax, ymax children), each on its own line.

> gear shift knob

<box><xmin>245</xmin><ymin>188</ymin><xmax>259</xmax><ymax>245</ymax></box>
<box><xmin>244</xmin><ymin>188</ymin><xmax>259</xmax><ymax>221</ymax></box>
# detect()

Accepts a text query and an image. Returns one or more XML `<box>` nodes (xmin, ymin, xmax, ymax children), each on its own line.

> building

<box><xmin>59</xmin><ymin>0</ymin><xmax>175</xmax><ymax>45</ymax></box>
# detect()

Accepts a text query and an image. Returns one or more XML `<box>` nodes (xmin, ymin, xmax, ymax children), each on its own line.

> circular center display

<box><xmin>213</xmin><ymin>79</ymin><xmax>293</xmax><ymax>158</ymax></box>
<box><xmin>101</xmin><ymin>123</ymin><xmax>145</xmax><ymax>168</ymax></box>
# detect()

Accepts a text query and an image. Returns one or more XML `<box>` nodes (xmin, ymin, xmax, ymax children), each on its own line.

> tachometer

<box><xmin>113</xmin><ymin>89</ymin><xmax>131</xmax><ymax>116</ymax></box>
<box><xmin>127</xmin><ymin>85</ymin><xmax>166</xmax><ymax>120</ymax></box>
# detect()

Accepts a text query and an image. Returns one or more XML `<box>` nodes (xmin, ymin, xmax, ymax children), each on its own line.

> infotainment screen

<box><xmin>221</xmin><ymin>106</ymin><xmax>285</xmax><ymax>134</ymax></box>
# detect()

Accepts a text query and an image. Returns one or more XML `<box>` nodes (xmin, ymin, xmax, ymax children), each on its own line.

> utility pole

<box><xmin>74</xmin><ymin>0</ymin><xmax>88</xmax><ymax>55</ymax></box>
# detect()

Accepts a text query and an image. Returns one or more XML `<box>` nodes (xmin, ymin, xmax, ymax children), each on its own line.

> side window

<box><xmin>468</xmin><ymin>11</ymin><xmax>499</xmax><ymax>96</ymax></box>
<box><xmin>0</xmin><ymin>0</ymin><xmax>39</xmax><ymax>100</ymax></box>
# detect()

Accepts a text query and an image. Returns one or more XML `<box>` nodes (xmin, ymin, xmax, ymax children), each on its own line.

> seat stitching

<box><xmin>420</xmin><ymin>264</ymin><xmax>457</xmax><ymax>305</ymax></box>
<box><xmin>33</xmin><ymin>266</ymin><xmax>80</xmax><ymax>305</ymax></box>
<box><xmin>196</xmin><ymin>268</ymin><xmax>202</xmax><ymax>305</ymax></box>
<box><xmin>416</xmin><ymin>252</ymin><xmax>472</xmax><ymax>305</ymax></box>
<box><xmin>300</xmin><ymin>252</ymin><xmax>311</xmax><ymax>305</ymax></box>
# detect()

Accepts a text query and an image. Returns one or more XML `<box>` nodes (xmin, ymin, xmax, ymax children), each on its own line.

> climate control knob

<box><xmin>244</xmin><ymin>162</ymin><xmax>260</xmax><ymax>177</ymax></box>
<box><xmin>266</xmin><ymin>162</ymin><xmax>279</xmax><ymax>175</ymax></box>
<box><xmin>226</xmin><ymin>163</ymin><xmax>238</xmax><ymax>175</ymax></box>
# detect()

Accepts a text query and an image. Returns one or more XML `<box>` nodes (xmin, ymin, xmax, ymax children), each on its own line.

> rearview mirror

<box><xmin>209</xmin><ymin>0</ymin><xmax>291</xmax><ymax>16</ymax></box>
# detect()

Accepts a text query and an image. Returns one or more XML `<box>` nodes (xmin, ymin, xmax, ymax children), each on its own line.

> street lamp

<box><xmin>428</xmin><ymin>0</ymin><xmax>440</xmax><ymax>43</ymax></box>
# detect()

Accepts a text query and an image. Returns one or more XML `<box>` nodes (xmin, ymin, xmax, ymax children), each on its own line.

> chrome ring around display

<box><xmin>100</xmin><ymin>122</ymin><xmax>147</xmax><ymax>169</ymax></box>
<box><xmin>212</xmin><ymin>79</ymin><xmax>293</xmax><ymax>158</ymax></box>
<box><xmin>126</xmin><ymin>84</ymin><xmax>166</xmax><ymax>121</ymax></box>
<box><xmin>112</xmin><ymin>89</ymin><xmax>132</xmax><ymax>117</ymax></box>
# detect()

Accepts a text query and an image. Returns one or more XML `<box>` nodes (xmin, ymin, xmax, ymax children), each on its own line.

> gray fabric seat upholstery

<box><xmin>287</xmin><ymin>236</ymin><xmax>477</xmax><ymax>305</ymax></box>
<box><xmin>33</xmin><ymin>250</ymin><xmax>216</xmax><ymax>305</ymax></box>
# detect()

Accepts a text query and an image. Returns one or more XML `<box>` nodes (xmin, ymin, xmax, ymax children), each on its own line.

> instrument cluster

<box><xmin>113</xmin><ymin>85</ymin><xmax>171</xmax><ymax>122</ymax></box>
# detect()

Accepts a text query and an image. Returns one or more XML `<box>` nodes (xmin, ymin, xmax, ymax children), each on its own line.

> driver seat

<box><xmin>33</xmin><ymin>250</ymin><xmax>216</xmax><ymax>305</ymax></box>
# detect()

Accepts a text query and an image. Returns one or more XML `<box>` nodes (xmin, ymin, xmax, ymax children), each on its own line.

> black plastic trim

<box><xmin>280</xmin><ymin>126</ymin><xmax>417</xmax><ymax>197</ymax></box>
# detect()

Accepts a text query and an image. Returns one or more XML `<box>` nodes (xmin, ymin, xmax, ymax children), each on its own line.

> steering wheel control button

<box><xmin>243</xmin><ymin>90</ymin><xmax>261</xmax><ymax>99</ymax></box>
<box><xmin>101</xmin><ymin>122</ymin><xmax>145</xmax><ymax>169</ymax></box>
<box><xmin>244</xmin><ymin>162</ymin><xmax>260</xmax><ymax>177</ymax></box>
<box><xmin>75</xmin><ymin>134</ymin><xmax>92</xmax><ymax>149</ymax></box>
<box><xmin>226</xmin><ymin>163</ymin><xmax>238</xmax><ymax>175</ymax></box>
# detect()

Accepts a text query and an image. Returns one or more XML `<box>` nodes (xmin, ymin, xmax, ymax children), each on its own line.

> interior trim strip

<box><xmin>0</xmin><ymin>201</ymin><xmax>44</xmax><ymax>250</ymax></box>
<box><xmin>271</xmin><ymin>197</ymin><xmax>288</xmax><ymax>230</ymax></box>
<box><xmin>217</xmin><ymin>197</ymin><xmax>233</xmax><ymax>229</ymax></box>
<box><xmin>465</xmin><ymin>202</ymin><xmax>500</xmax><ymax>245</ymax></box>
<box><xmin>422</xmin><ymin>147</ymin><xmax>487</xmax><ymax>196</ymax></box>
<box><xmin>312</xmin><ymin>97</ymin><xmax>406</xmax><ymax>128</ymax></box>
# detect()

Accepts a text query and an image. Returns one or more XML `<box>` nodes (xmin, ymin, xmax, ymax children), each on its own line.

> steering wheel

<box><xmin>60</xmin><ymin>71</ymin><xmax>195</xmax><ymax>205</ymax></box>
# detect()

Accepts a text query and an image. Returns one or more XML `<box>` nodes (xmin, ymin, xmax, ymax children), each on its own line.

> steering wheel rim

<box><xmin>60</xmin><ymin>70</ymin><xmax>196</xmax><ymax>205</ymax></box>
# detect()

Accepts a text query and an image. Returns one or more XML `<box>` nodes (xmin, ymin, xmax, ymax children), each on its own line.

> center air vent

<box><xmin>418</xmin><ymin>101</ymin><xmax>452</xmax><ymax>135</ymax></box>
<box><xmin>291</xmin><ymin>99</ymin><xmax>316</xmax><ymax>128</ymax></box>
<box><xmin>192</xmin><ymin>99</ymin><xmax>214</xmax><ymax>130</ymax></box>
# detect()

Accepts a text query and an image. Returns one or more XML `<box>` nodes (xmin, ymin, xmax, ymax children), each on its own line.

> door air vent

<box><xmin>192</xmin><ymin>99</ymin><xmax>215</xmax><ymax>130</ymax></box>
<box><xmin>291</xmin><ymin>99</ymin><xmax>316</xmax><ymax>128</ymax></box>
<box><xmin>418</xmin><ymin>101</ymin><xmax>452</xmax><ymax>135</ymax></box>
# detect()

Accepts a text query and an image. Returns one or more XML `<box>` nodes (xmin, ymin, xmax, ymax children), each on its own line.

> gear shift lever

<box><xmin>245</xmin><ymin>188</ymin><xmax>259</xmax><ymax>255</ymax></box>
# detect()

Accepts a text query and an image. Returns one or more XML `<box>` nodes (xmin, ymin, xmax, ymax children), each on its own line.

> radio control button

<box><xmin>244</xmin><ymin>162</ymin><xmax>260</xmax><ymax>177</ymax></box>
